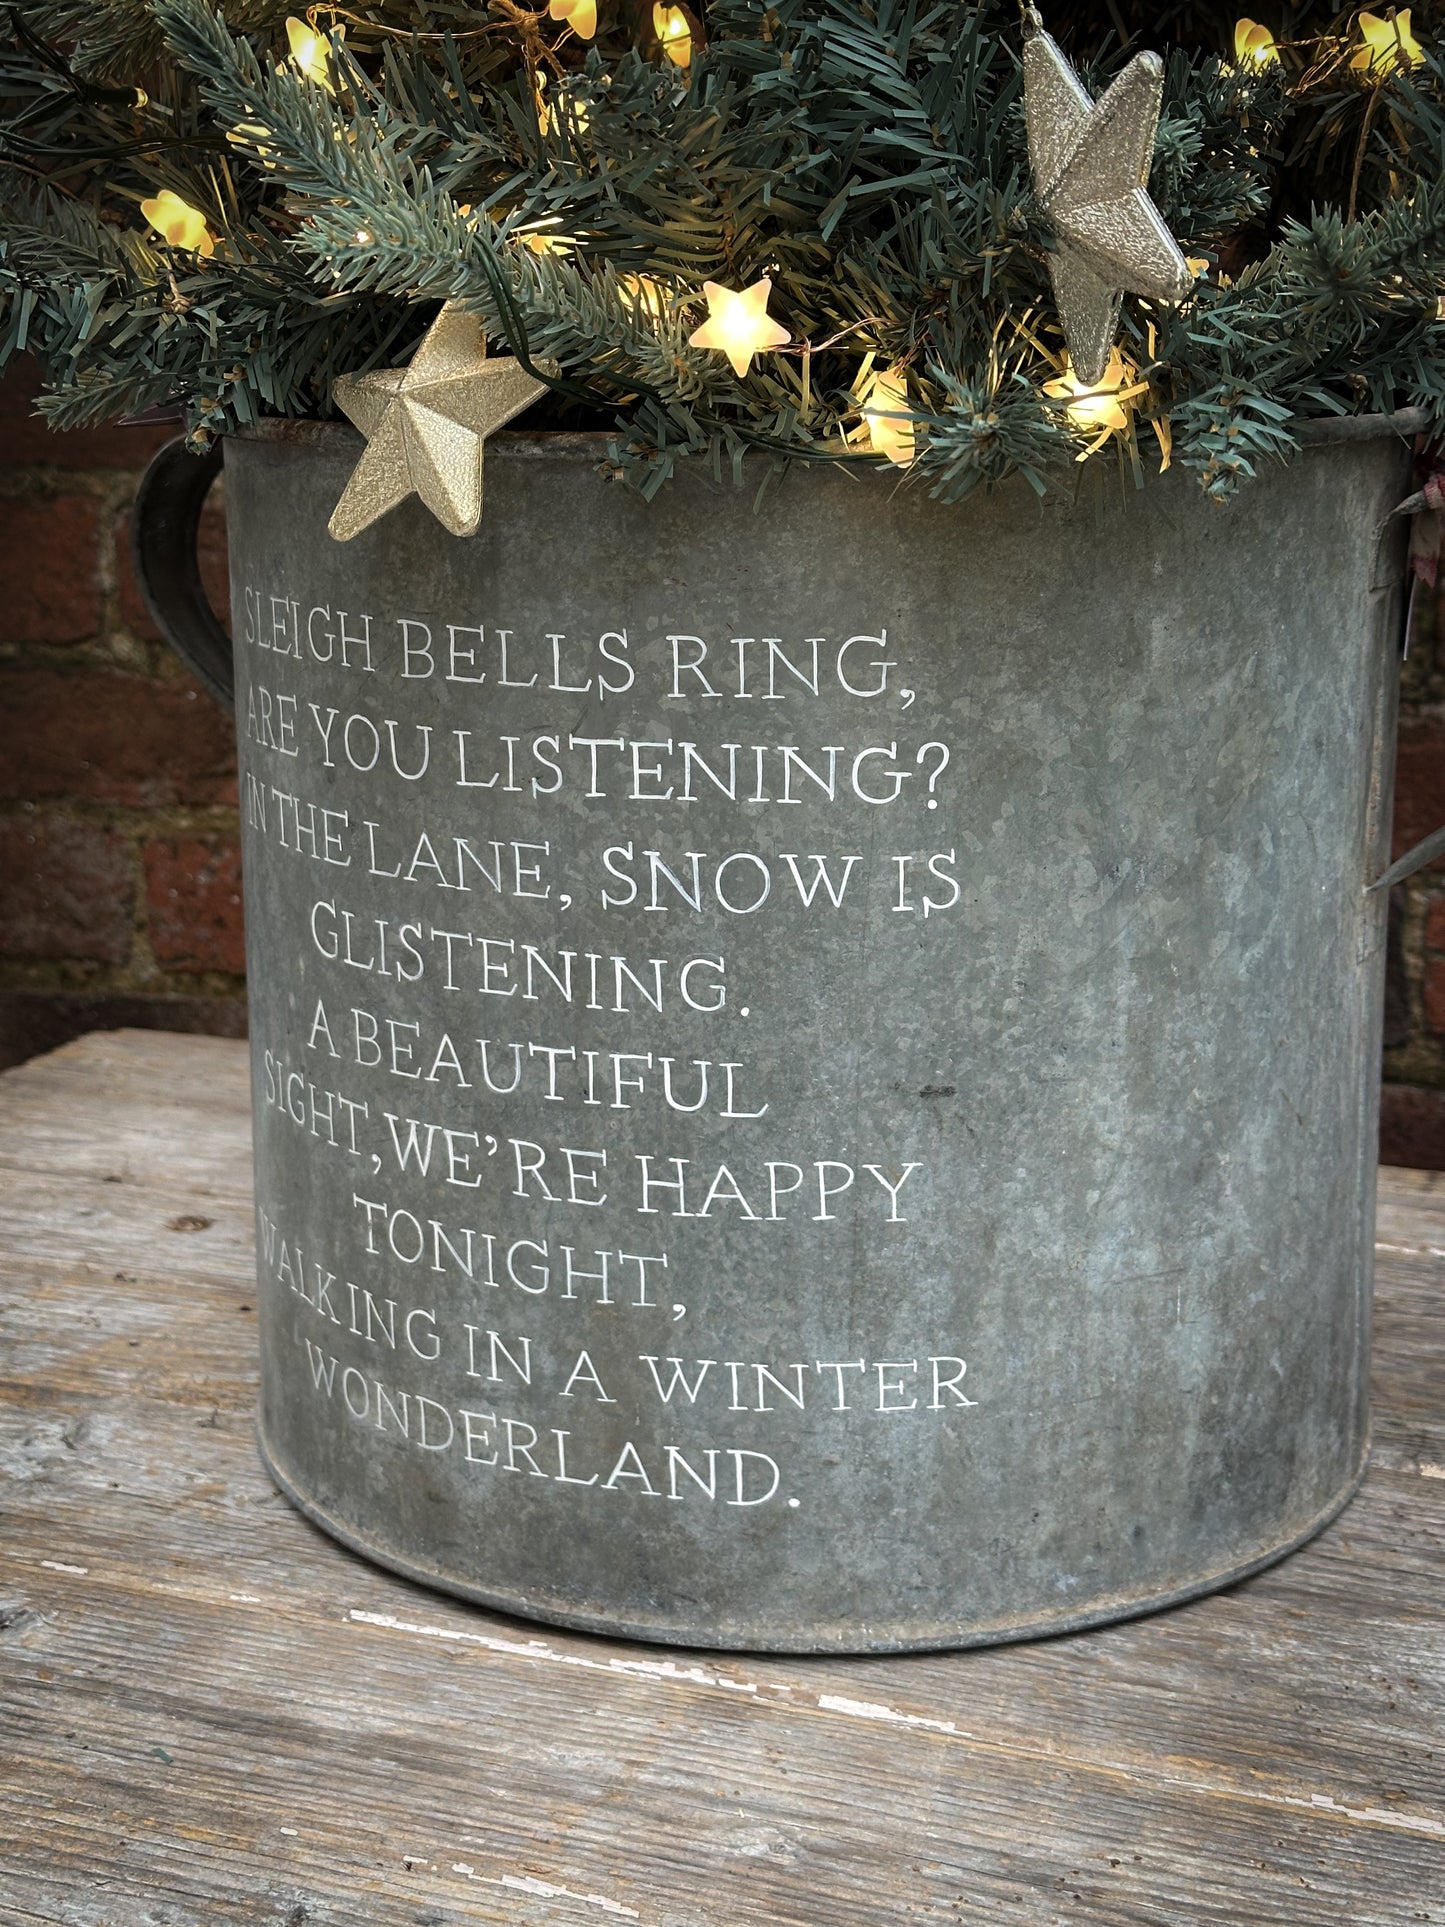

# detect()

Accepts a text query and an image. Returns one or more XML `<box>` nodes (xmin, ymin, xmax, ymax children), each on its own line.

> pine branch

<box><xmin>2</xmin><ymin>0</ymin><xmax>1444</xmax><ymax>496</ymax></box>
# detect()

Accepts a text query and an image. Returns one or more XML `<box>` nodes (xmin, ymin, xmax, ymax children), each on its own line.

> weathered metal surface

<box><xmin>211</xmin><ymin>423</ymin><xmax>1411</xmax><ymax>1651</ymax></box>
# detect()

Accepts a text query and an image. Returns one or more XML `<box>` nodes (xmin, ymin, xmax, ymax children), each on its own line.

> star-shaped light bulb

<box><xmin>227</xmin><ymin>120</ymin><xmax>276</xmax><ymax>168</ymax></box>
<box><xmin>1042</xmin><ymin>349</ymin><xmax>1151</xmax><ymax>461</ymax></box>
<box><xmin>860</xmin><ymin>366</ymin><xmax>916</xmax><ymax>467</ymax></box>
<box><xmin>654</xmin><ymin>4</ymin><xmax>692</xmax><ymax>69</ymax></box>
<box><xmin>516</xmin><ymin>216</ymin><xmax>576</xmax><ymax>256</ymax></box>
<box><xmin>140</xmin><ymin>190</ymin><xmax>215</xmax><ymax>257</ymax></box>
<box><xmin>620</xmin><ymin>274</ymin><xmax>669</xmax><ymax>318</ymax></box>
<box><xmin>286</xmin><ymin>16</ymin><xmax>338</xmax><ymax>94</ymax></box>
<box><xmin>1351</xmin><ymin>8</ymin><xmax>1424</xmax><ymax>72</ymax></box>
<box><xmin>1044</xmin><ymin>350</ymin><xmax>1132</xmax><ymax>431</ymax></box>
<box><xmin>328</xmin><ymin>304</ymin><xmax>555</xmax><ymax>541</ymax></box>
<box><xmin>688</xmin><ymin>278</ymin><xmax>791</xmax><ymax>378</ymax></box>
<box><xmin>1233</xmin><ymin>18</ymin><xmax>1280</xmax><ymax>67</ymax></box>
<box><xmin>550</xmin><ymin>0</ymin><xmax>597</xmax><ymax>38</ymax></box>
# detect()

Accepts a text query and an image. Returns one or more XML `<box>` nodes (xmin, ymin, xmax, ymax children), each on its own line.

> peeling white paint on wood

<box><xmin>1298</xmin><ymin>1793</ymin><xmax>1445</xmax><ymax>1837</ymax></box>
<box><xmin>452</xmin><ymin>1861</ymin><xmax>643</xmax><ymax>1918</ymax></box>
<box><xmin>815</xmin><ymin>1693</ymin><xmax>974</xmax><ymax>1738</ymax></box>
<box><xmin>348</xmin><ymin>1607</ymin><xmax>769</xmax><ymax>1696</ymax></box>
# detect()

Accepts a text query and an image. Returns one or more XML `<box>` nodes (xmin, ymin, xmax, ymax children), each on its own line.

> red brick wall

<box><xmin>3</xmin><ymin>359</ymin><xmax>1445</xmax><ymax>1164</ymax></box>
<box><xmin>0</xmin><ymin>359</ymin><xmax>244</xmax><ymax>1069</ymax></box>
<box><xmin>1381</xmin><ymin>587</ymin><xmax>1445</xmax><ymax>1166</ymax></box>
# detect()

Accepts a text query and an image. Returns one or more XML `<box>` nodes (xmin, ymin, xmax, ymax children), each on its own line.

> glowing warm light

<box><xmin>1185</xmin><ymin>255</ymin><xmax>1210</xmax><ymax>279</ymax></box>
<box><xmin>140</xmin><ymin>189</ymin><xmax>215</xmax><ymax>257</ymax></box>
<box><xmin>286</xmin><ymin>16</ymin><xmax>338</xmax><ymax>94</ymax></box>
<box><xmin>1042</xmin><ymin>350</ymin><xmax>1149</xmax><ymax>460</ymax></box>
<box><xmin>549</xmin><ymin>0</ymin><xmax>597</xmax><ymax>38</ymax></box>
<box><xmin>859</xmin><ymin>365</ymin><xmax>915</xmax><ymax>467</ymax></box>
<box><xmin>654</xmin><ymin>4</ymin><xmax>692</xmax><ymax>69</ymax></box>
<box><xmin>1436</xmin><ymin>293</ymin><xmax>1445</xmax><ymax>320</ymax></box>
<box><xmin>620</xmin><ymin>273</ymin><xmax>669</xmax><ymax>317</ymax></box>
<box><xmin>518</xmin><ymin>221</ymin><xmax>575</xmax><ymax>256</ymax></box>
<box><xmin>1351</xmin><ymin>8</ymin><xmax>1424</xmax><ymax>72</ymax></box>
<box><xmin>535</xmin><ymin>74</ymin><xmax>551</xmax><ymax>135</ymax></box>
<box><xmin>1233</xmin><ymin>18</ymin><xmax>1280</xmax><ymax>67</ymax></box>
<box><xmin>688</xmin><ymin>277</ymin><xmax>791</xmax><ymax>378</ymax></box>
<box><xmin>226</xmin><ymin>120</ymin><xmax>275</xmax><ymax>167</ymax></box>
<box><xmin>354</xmin><ymin>228</ymin><xmax>372</xmax><ymax>244</ymax></box>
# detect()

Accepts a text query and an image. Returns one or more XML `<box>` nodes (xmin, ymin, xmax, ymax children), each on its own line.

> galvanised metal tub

<box><xmin>137</xmin><ymin>412</ymin><xmax>1419</xmax><ymax>1651</ymax></box>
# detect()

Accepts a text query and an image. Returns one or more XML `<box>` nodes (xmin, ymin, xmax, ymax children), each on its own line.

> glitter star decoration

<box><xmin>328</xmin><ymin>303</ymin><xmax>554</xmax><ymax>541</ymax></box>
<box><xmin>687</xmin><ymin>277</ymin><xmax>791</xmax><ymax>378</ymax></box>
<box><xmin>1023</xmin><ymin>21</ymin><xmax>1194</xmax><ymax>388</ymax></box>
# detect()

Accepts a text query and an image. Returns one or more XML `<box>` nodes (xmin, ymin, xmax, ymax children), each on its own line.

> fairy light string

<box><xmin>74</xmin><ymin>0</ymin><xmax>1442</xmax><ymax>503</ymax></box>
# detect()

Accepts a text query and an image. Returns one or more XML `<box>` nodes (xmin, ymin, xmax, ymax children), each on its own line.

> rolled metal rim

<box><xmin>232</xmin><ymin>405</ymin><xmax>1433</xmax><ymax>458</ymax></box>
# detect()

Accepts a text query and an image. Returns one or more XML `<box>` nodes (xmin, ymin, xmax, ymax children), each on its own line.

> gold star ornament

<box><xmin>1023</xmin><ymin>17</ymin><xmax>1194</xmax><ymax>388</ymax></box>
<box><xmin>328</xmin><ymin>304</ymin><xmax>555</xmax><ymax>541</ymax></box>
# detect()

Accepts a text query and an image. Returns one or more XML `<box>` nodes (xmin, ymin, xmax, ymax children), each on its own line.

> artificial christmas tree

<box><xmin>2</xmin><ymin>0</ymin><xmax>1442</xmax><ymax>494</ymax></box>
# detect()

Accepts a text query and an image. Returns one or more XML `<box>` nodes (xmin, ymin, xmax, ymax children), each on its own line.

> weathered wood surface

<box><xmin>0</xmin><ymin>1030</ymin><xmax>1440</xmax><ymax>1927</ymax></box>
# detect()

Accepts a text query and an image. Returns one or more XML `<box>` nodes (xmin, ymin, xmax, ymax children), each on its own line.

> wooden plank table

<box><xmin>0</xmin><ymin>1030</ymin><xmax>1441</xmax><ymax>1927</ymax></box>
